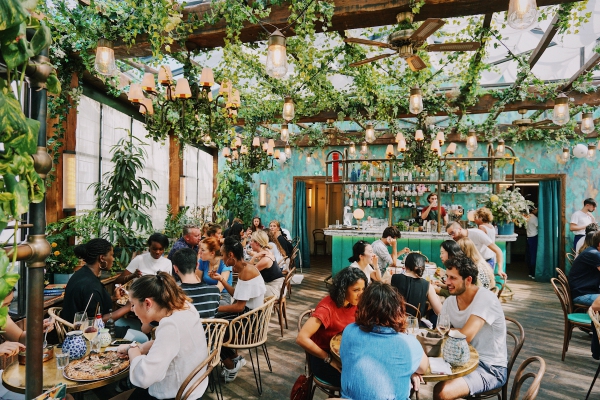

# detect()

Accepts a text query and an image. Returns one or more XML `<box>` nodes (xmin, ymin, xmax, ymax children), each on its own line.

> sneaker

<box><xmin>530</xmin><ymin>275</ymin><xmax>535</xmax><ymax>280</ymax></box>
<box><xmin>222</xmin><ymin>359</ymin><xmax>245</xmax><ymax>383</ymax></box>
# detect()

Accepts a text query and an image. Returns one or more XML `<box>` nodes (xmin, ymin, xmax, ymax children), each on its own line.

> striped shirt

<box><xmin>180</xmin><ymin>283</ymin><xmax>221</xmax><ymax>319</ymax></box>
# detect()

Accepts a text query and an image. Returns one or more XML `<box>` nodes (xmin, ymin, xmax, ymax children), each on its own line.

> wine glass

<box><xmin>83</xmin><ymin>319</ymin><xmax>98</xmax><ymax>342</ymax></box>
<box><xmin>407</xmin><ymin>316</ymin><xmax>419</xmax><ymax>335</ymax></box>
<box><xmin>437</xmin><ymin>314</ymin><xmax>451</xmax><ymax>337</ymax></box>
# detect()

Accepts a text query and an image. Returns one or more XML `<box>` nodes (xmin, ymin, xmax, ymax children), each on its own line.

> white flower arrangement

<box><xmin>478</xmin><ymin>188</ymin><xmax>534</xmax><ymax>227</ymax></box>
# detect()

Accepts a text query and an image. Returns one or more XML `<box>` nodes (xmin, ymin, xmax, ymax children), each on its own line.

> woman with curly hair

<box><xmin>340</xmin><ymin>282</ymin><xmax>428</xmax><ymax>399</ymax></box>
<box><xmin>296</xmin><ymin>267</ymin><xmax>367</xmax><ymax>388</ymax></box>
<box><xmin>474</xmin><ymin>207</ymin><xmax>495</xmax><ymax>242</ymax></box>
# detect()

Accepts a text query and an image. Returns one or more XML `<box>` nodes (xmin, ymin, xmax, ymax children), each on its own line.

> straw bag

<box><xmin>416</xmin><ymin>331</ymin><xmax>444</xmax><ymax>357</ymax></box>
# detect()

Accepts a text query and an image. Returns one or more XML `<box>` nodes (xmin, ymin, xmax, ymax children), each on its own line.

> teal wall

<box><xmin>220</xmin><ymin>140</ymin><xmax>599</xmax><ymax>258</ymax></box>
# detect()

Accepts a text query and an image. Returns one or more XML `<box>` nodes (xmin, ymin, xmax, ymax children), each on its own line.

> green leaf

<box><xmin>0</xmin><ymin>90</ymin><xmax>28</xmax><ymax>136</ymax></box>
<box><xmin>28</xmin><ymin>21</ymin><xmax>51</xmax><ymax>55</ymax></box>
<box><xmin>46</xmin><ymin>73</ymin><xmax>61</xmax><ymax>95</ymax></box>
<box><xmin>0</xmin><ymin>22</ymin><xmax>33</xmax><ymax>69</ymax></box>
<box><xmin>0</xmin><ymin>0</ymin><xmax>28</xmax><ymax>31</ymax></box>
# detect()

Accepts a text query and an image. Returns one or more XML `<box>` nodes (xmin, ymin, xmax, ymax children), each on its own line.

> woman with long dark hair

<box><xmin>296</xmin><ymin>267</ymin><xmax>367</xmax><ymax>388</ymax></box>
<box><xmin>391</xmin><ymin>253</ymin><xmax>442</xmax><ymax>318</ymax></box>
<box><xmin>115</xmin><ymin>273</ymin><xmax>208</xmax><ymax>400</ymax></box>
<box><xmin>433</xmin><ymin>240</ymin><xmax>464</xmax><ymax>297</ymax></box>
<box><xmin>348</xmin><ymin>240</ymin><xmax>381</xmax><ymax>283</ymax></box>
<box><xmin>340</xmin><ymin>282</ymin><xmax>428</xmax><ymax>399</ymax></box>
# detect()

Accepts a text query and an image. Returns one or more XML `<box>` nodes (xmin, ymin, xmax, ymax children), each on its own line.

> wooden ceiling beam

<box><xmin>560</xmin><ymin>52</ymin><xmax>600</xmax><ymax>92</ymax></box>
<box><xmin>112</xmin><ymin>0</ymin><xmax>582</xmax><ymax>58</ymax></box>
<box><xmin>528</xmin><ymin>14</ymin><xmax>560</xmax><ymax>68</ymax></box>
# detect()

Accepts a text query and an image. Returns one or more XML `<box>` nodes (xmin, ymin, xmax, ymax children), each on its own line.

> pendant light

<box><xmin>306</xmin><ymin>152</ymin><xmax>313</xmax><ymax>165</ymax></box>
<box><xmin>360</xmin><ymin>142</ymin><xmax>369</xmax><ymax>155</ymax></box>
<box><xmin>266</xmin><ymin>29</ymin><xmax>288</xmax><ymax>79</ymax></box>
<box><xmin>436</xmin><ymin>130</ymin><xmax>445</xmax><ymax>146</ymax></box>
<box><xmin>267</xmin><ymin>139</ymin><xmax>275</xmax><ymax>156</ymax></box>
<box><xmin>466</xmin><ymin>129</ymin><xmax>478</xmax><ymax>152</ymax></box>
<box><xmin>280</xmin><ymin>124</ymin><xmax>289</xmax><ymax>141</ymax></box>
<box><xmin>365</xmin><ymin>124</ymin><xmax>376</xmax><ymax>143</ymax></box>
<box><xmin>552</xmin><ymin>93</ymin><xmax>570</xmax><ymax>126</ymax></box>
<box><xmin>446</xmin><ymin>143</ymin><xmax>457</xmax><ymax>154</ymax></box>
<box><xmin>386</xmin><ymin>144</ymin><xmax>395</xmax><ymax>158</ymax></box>
<box><xmin>348</xmin><ymin>143</ymin><xmax>356</xmax><ymax>156</ymax></box>
<box><xmin>397</xmin><ymin>138</ymin><xmax>407</xmax><ymax>152</ymax></box>
<box><xmin>507</xmin><ymin>0</ymin><xmax>538</xmax><ymax>30</ymax></box>
<box><xmin>252</xmin><ymin>137</ymin><xmax>260</xmax><ymax>147</ymax></box>
<box><xmin>222</xmin><ymin>147</ymin><xmax>231</xmax><ymax>158</ymax></box>
<box><xmin>409</xmin><ymin>87</ymin><xmax>424</xmax><ymax>115</ymax></box>
<box><xmin>395</xmin><ymin>132</ymin><xmax>404</xmax><ymax>143</ymax></box>
<box><xmin>282</xmin><ymin>96</ymin><xmax>295</xmax><ymax>121</ymax></box>
<box><xmin>561</xmin><ymin>147</ymin><xmax>570</xmax><ymax>162</ymax></box>
<box><xmin>496</xmin><ymin>139</ymin><xmax>506</xmax><ymax>157</ymax></box>
<box><xmin>285</xmin><ymin>144</ymin><xmax>292</xmax><ymax>157</ymax></box>
<box><xmin>587</xmin><ymin>144</ymin><xmax>597</xmax><ymax>161</ymax></box>
<box><xmin>581</xmin><ymin>112</ymin><xmax>595</xmax><ymax>134</ymax></box>
<box><xmin>199</xmin><ymin>68</ymin><xmax>214</xmax><ymax>88</ymax></box>
<box><xmin>414</xmin><ymin>129</ymin><xmax>424</xmax><ymax>141</ymax></box>
<box><xmin>430</xmin><ymin>139</ymin><xmax>441</xmax><ymax>154</ymax></box>
<box><xmin>94</xmin><ymin>39</ymin><xmax>117</xmax><ymax>76</ymax></box>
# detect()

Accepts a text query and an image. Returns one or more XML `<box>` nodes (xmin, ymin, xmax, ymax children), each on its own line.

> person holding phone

<box><xmin>348</xmin><ymin>241</ymin><xmax>381</xmax><ymax>283</ymax></box>
<box><xmin>370</xmin><ymin>227</ymin><xmax>410</xmax><ymax>274</ymax></box>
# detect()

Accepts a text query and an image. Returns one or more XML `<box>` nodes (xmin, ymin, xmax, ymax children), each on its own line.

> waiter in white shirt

<box><xmin>570</xmin><ymin>198</ymin><xmax>596</xmax><ymax>250</ymax></box>
<box><xmin>526</xmin><ymin>208</ymin><xmax>538</xmax><ymax>279</ymax></box>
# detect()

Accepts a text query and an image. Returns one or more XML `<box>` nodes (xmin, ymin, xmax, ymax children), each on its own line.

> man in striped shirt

<box><xmin>172</xmin><ymin>248</ymin><xmax>220</xmax><ymax>318</ymax></box>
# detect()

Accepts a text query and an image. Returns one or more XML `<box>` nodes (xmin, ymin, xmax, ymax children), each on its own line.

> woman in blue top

<box><xmin>340</xmin><ymin>281</ymin><xmax>428</xmax><ymax>400</ymax></box>
<box><xmin>197</xmin><ymin>236</ymin><xmax>233</xmax><ymax>305</ymax></box>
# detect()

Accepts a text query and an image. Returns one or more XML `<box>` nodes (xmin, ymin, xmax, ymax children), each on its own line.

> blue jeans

<box><xmin>526</xmin><ymin>236</ymin><xmax>538</xmax><ymax>276</ymax></box>
<box><xmin>573</xmin><ymin>293</ymin><xmax>600</xmax><ymax>306</ymax></box>
<box><xmin>574</xmin><ymin>235</ymin><xmax>584</xmax><ymax>251</ymax></box>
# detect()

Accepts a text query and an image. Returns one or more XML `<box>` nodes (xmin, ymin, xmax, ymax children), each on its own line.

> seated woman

<box><xmin>250</xmin><ymin>216</ymin><xmax>264</xmax><ymax>232</ymax></box>
<box><xmin>391</xmin><ymin>253</ymin><xmax>442</xmax><ymax>319</ymax></box>
<box><xmin>348</xmin><ymin>240</ymin><xmax>381</xmax><ymax>283</ymax></box>
<box><xmin>62</xmin><ymin>239</ymin><xmax>133</xmax><ymax>326</ymax></box>
<box><xmin>210</xmin><ymin>237</ymin><xmax>266</xmax><ymax>382</ymax></box>
<box><xmin>432</xmin><ymin>240</ymin><xmax>464</xmax><ymax>297</ymax></box>
<box><xmin>206</xmin><ymin>224</ymin><xmax>223</xmax><ymax>244</ymax></box>
<box><xmin>296</xmin><ymin>267</ymin><xmax>367</xmax><ymax>388</ymax></box>
<box><xmin>248</xmin><ymin>231</ymin><xmax>285</xmax><ymax>298</ymax></box>
<box><xmin>269</xmin><ymin>220</ymin><xmax>293</xmax><ymax>258</ymax></box>
<box><xmin>197</xmin><ymin>237</ymin><xmax>232</xmax><ymax>305</ymax></box>
<box><xmin>340</xmin><ymin>282</ymin><xmax>428</xmax><ymax>399</ymax></box>
<box><xmin>457</xmin><ymin>237</ymin><xmax>496</xmax><ymax>290</ymax></box>
<box><xmin>266</xmin><ymin>228</ymin><xmax>287</xmax><ymax>268</ymax></box>
<box><xmin>115</xmin><ymin>233</ymin><xmax>172</xmax><ymax>285</ymax></box>
<box><xmin>115</xmin><ymin>273</ymin><xmax>209</xmax><ymax>400</ymax></box>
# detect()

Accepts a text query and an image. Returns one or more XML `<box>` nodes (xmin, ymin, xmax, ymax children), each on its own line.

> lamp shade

<box><xmin>360</xmin><ymin>142</ymin><xmax>369</xmax><ymax>154</ymax></box>
<box><xmin>581</xmin><ymin>112</ymin><xmax>595</xmax><ymax>134</ymax></box>
<box><xmin>234</xmin><ymin>137</ymin><xmax>242</xmax><ymax>148</ymax></box>
<box><xmin>282</xmin><ymin>96</ymin><xmax>295</xmax><ymax>121</ymax></box>
<box><xmin>507</xmin><ymin>0</ymin><xmax>538</xmax><ymax>30</ymax></box>
<box><xmin>267</xmin><ymin>143</ymin><xmax>274</xmax><ymax>156</ymax></box>
<box><xmin>140</xmin><ymin>98</ymin><xmax>154</xmax><ymax>115</ymax></box>
<box><xmin>219</xmin><ymin>80</ymin><xmax>232</xmax><ymax>95</ymax></box>
<box><xmin>263</xmin><ymin>142</ymin><xmax>268</xmax><ymax>152</ymax></box>
<box><xmin>587</xmin><ymin>144</ymin><xmax>597</xmax><ymax>161</ymax></box>
<box><xmin>141</xmin><ymin>73</ymin><xmax>156</xmax><ymax>93</ymax></box>
<box><xmin>415</xmin><ymin>129</ymin><xmax>424</xmax><ymax>141</ymax></box>
<box><xmin>397</xmin><ymin>138</ymin><xmax>407</xmax><ymax>152</ymax></box>
<box><xmin>94</xmin><ymin>39</ymin><xmax>117</xmax><ymax>76</ymax></box>
<box><xmin>222</xmin><ymin>147</ymin><xmax>231</xmax><ymax>157</ymax></box>
<box><xmin>430</xmin><ymin>139</ymin><xmax>440</xmax><ymax>152</ymax></box>
<box><xmin>306</xmin><ymin>153</ymin><xmax>313</xmax><ymax>164</ymax></box>
<box><xmin>127</xmin><ymin>83</ymin><xmax>145</xmax><ymax>103</ymax></box>
<box><xmin>252</xmin><ymin>137</ymin><xmax>260</xmax><ymax>147</ymax></box>
<box><xmin>200</xmin><ymin>67</ymin><xmax>214</xmax><ymax>88</ymax></box>
<box><xmin>158</xmin><ymin>65</ymin><xmax>173</xmax><ymax>85</ymax></box>
<box><xmin>62</xmin><ymin>152</ymin><xmax>76</xmax><ymax>210</ymax></box>
<box><xmin>232</xmin><ymin>149</ymin><xmax>239</xmax><ymax>160</ymax></box>
<box><xmin>436</xmin><ymin>131</ymin><xmax>445</xmax><ymax>146</ymax></box>
<box><xmin>395</xmin><ymin>132</ymin><xmax>405</xmax><ymax>143</ymax></box>
<box><xmin>274</xmin><ymin>149</ymin><xmax>281</xmax><ymax>159</ymax></box>
<box><xmin>266</xmin><ymin>29</ymin><xmax>288</xmax><ymax>78</ymax></box>
<box><xmin>227</xmin><ymin>88</ymin><xmax>241</xmax><ymax>108</ymax></box>
<box><xmin>552</xmin><ymin>93</ymin><xmax>570</xmax><ymax>125</ymax></box>
<box><xmin>386</xmin><ymin>144</ymin><xmax>394</xmax><ymax>157</ymax></box>
<box><xmin>174</xmin><ymin>78</ymin><xmax>192</xmax><ymax>99</ymax></box>
<box><xmin>446</xmin><ymin>142</ymin><xmax>457</xmax><ymax>154</ymax></box>
<box><xmin>240</xmin><ymin>145</ymin><xmax>248</xmax><ymax>155</ymax></box>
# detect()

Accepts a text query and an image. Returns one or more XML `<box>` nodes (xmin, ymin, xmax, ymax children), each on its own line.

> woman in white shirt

<box><xmin>210</xmin><ymin>237</ymin><xmax>266</xmax><ymax>382</ymax></box>
<box><xmin>347</xmin><ymin>240</ymin><xmax>380</xmax><ymax>283</ymax></box>
<box><xmin>115</xmin><ymin>233</ymin><xmax>172</xmax><ymax>285</ymax></box>
<box><xmin>474</xmin><ymin>208</ymin><xmax>496</xmax><ymax>242</ymax></box>
<box><xmin>116</xmin><ymin>272</ymin><xmax>208</xmax><ymax>400</ymax></box>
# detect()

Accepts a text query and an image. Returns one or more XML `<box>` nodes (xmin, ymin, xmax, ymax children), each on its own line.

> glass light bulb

<box><xmin>365</xmin><ymin>124</ymin><xmax>376</xmax><ymax>143</ymax></box>
<box><xmin>496</xmin><ymin>140</ymin><xmax>506</xmax><ymax>157</ymax></box>
<box><xmin>587</xmin><ymin>145</ymin><xmax>596</xmax><ymax>161</ymax></box>
<box><xmin>466</xmin><ymin>130</ymin><xmax>478</xmax><ymax>152</ymax></box>
<box><xmin>282</xmin><ymin>96</ymin><xmax>295</xmax><ymax>121</ymax></box>
<box><xmin>306</xmin><ymin>153</ymin><xmax>313</xmax><ymax>164</ymax></box>
<box><xmin>348</xmin><ymin>143</ymin><xmax>356</xmax><ymax>155</ymax></box>
<box><xmin>94</xmin><ymin>39</ymin><xmax>117</xmax><ymax>76</ymax></box>
<box><xmin>507</xmin><ymin>0</ymin><xmax>538</xmax><ymax>30</ymax></box>
<box><xmin>562</xmin><ymin>148</ymin><xmax>570</xmax><ymax>162</ymax></box>
<box><xmin>285</xmin><ymin>145</ymin><xmax>291</xmax><ymax>157</ymax></box>
<box><xmin>581</xmin><ymin>112</ymin><xmax>595</xmax><ymax>134</ymax></box>
<box><xmin>266</xmin><ymin>30</ymin><xmax>288</xmax><ymax>78</ymax></box>
<box><xmin>553</xmin><ymin>94</ymin><xmax>570</xmax><ymax>125</ymax></box>
<box><xmin>409</xmin><ymin>87</ymin><xmax>423</xmax><ymax>115</ymax></box>
<box><xmin>280</xmin><ymin>124</ymin><xmax>289</xmax><ymax>141</ymax></box>
<box><xmin>360</xmin><ymin>142</ymin><xmax>369</xmax><ymax>155</ymax></box>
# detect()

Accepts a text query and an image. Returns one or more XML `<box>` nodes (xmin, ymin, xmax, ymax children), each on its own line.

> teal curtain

<box><xmin>535</xmin><ymin>180</ymin><xmax>561</xmax><ymax>282</ymax></box>
<box><xmin>292</xmin><ymin>181</ymin><xmax>310</xmax><ymax>268</ymax></box>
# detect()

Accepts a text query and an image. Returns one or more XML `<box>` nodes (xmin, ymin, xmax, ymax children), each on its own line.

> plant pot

<box><xmin>53</xmin><ymin>273</ymin><xmax>73</xmax><ymax>284</ymax></box>
<box><xmin>497</xmin><ymin>222</ymin><xmax>514</xmax><ymax>235</ymax></box>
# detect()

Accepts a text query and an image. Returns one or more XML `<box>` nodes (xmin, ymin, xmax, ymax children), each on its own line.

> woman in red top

<box><xmin>296</xmin><ymin>267</ymin><xmax>367</xmax><ymax>387</ymax></box>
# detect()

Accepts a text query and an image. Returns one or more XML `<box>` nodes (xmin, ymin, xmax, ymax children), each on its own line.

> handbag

<box><xmin>290</xmin><ymin>374</ymin><xmax>311</xmax><ymax>400</ymax></box>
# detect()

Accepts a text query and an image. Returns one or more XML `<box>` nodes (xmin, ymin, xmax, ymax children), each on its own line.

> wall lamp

<box><xmin>259</xmin><ymin>183</ymin><xmax>267</xmax><ymax>207</ymax></box>
<box><xmin>307</xmin><ymin>187</ymin><xmax>313</xmax><ymax>208</ymax></box>
<box><xmin>62</xmin><ymin>151</ymin><xmax>76</xmax><ymax>211</ymax></box>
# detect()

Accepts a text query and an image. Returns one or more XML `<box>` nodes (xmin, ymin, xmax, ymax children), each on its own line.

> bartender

<box><xmin>421</xmin><ymin>193</ymin><xmax>448</xmax><ymax>225</ymax></box>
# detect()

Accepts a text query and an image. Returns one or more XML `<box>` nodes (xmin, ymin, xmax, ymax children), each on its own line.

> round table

<box><xmin>330</xmin><ymin>333</ymin><xmax>479</xmax><ymax>383</ymax></box>
<box><xmin>2</xmin><ymin>347</ymin><xmax>129</xmax><ymax>394</ymax></box>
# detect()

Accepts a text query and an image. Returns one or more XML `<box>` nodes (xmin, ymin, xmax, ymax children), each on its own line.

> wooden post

<box><xmin>169</xmin><ymin>134</ymin><xmax>183</xmax><ymax>210</ymax></box>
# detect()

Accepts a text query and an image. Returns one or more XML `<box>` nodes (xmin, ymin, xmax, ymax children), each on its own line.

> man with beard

<box><xmin>433</xmin><ymin>255</ymin><xmax>507</xmax><ymax>400</ymax></box>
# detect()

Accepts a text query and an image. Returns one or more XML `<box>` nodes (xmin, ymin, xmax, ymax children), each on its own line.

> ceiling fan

<box><xmin>344</xmin><ymin>12</ymin><xmax>481</xmax><ymax>71</ymax></box>
<box><xmin>510</xmin><ymin>108</ymin><xmax>559</xmax><ymax>132</ymax></box>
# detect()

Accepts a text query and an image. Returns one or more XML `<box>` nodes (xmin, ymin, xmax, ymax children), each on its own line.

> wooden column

<box><xmin>46</xmin><ymin>73</ymin><xmax>78</xmax><ymax>224</ymax></box>
<box><xmin>212</xmin><ymin>148</ymin><xmax>218</xmax><ymax>220</ymax></box>
<box><xmin>168</xmin><ymin>134</ymin><xmax>183</xmax><ymax>210</ymax></box>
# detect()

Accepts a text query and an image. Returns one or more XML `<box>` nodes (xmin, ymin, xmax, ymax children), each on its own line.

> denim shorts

<box><xmin>573</xmin><ymin>293</ymin><xmax>600</xmax><ymax>306</ymax></box>
<box><xmin>463</xmin><ymin>362</ymin><xmax>507</xmax><ymax>395</ymax></box>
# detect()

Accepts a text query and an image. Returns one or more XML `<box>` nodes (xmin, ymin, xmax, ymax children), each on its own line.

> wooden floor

<box><xmin>85</xmin><ymin>256</ymin><xmax>600</xmax><ymax>399</ymax></box>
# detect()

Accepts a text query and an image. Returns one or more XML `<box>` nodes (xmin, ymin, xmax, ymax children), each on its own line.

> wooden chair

<box><xmin>201</xmin><ymin>318</ymin><xmax>229</xmax><ymax>400</ymax></box>
<box><xmin>405</xmin><ymin>302</ymin><xmax>421</xmax><ymax>320</ymax></box>
<box><xmin>312</xmin><ymin>229</ymin><xmax>327</xmax><ymax>255</ymax></box>
<box><xmin>47</xmin><ymin>307</ymin><xmax>73</xmax><ymax>343</ymax></box>
<box><xmin>221</xmin><ymin>296</ymin><xmax>276</xmax><ymax>395</ymax></box>
<box><xmin>586</xmin><ymin>308</ymin><xmax>600</xmax><ymax>399</ymax></box>
<box><xmin>550</xmin><ymin>277</ymin><xmax>591</xmax><ymax>361</ymax></box>
<box><xmin>508</xmin><ymin>356</ymin><xmax>546</xmax><ymax>400</ymax></box>
<box><xmin>274</xmin><ymin>267</ymin><xmax>296</xmax><ymax>336</ymax></box>
<box><xmin>175</xmin><ymin>347</ymin><xmax>218</xmax><ymax>400</ymax></box>
<box><xmin>466</xmin><ymin>317</ymin><xmax>525</xmax><ymax>400</ymax></box>
<box><xmin>298</xmin><ymin>309</ymin><xmax>340</xmax><ymax>400</ymax></box>
<box><xmin>566</xmin><ymin>252</ymin><xmax>576</xmax><ymax>266</ymax></box>
<box><xmin>555</xmin><ymin>268</ymin><xmax>587</xmax><ymax>313</ymax></box>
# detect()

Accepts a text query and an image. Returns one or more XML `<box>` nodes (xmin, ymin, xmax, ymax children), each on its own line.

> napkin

<box><xmin>429</xmin><ymin>357</ymin><xmax>452</xmax><ymax>375</ymax></box>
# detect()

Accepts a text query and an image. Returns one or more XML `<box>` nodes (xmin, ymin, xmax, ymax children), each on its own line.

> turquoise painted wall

<box><xmin>220</xmin><ymin>140</ymin><xmax>599</xmax><ymax>257</ymax></box>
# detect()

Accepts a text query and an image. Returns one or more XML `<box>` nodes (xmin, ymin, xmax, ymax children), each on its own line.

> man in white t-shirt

<box><xmin>570</xmin><ymin>198</ymin><xmax>597</xmax><ymax>250</ymax></box>
<box><xmin>446</xmin><ymin>222</ymin><xmax>506</xmax><ymax>280</ymax></box>
<box><xmin>433</xmin><ymin>255</ymin><xmax>507</xmax><ymax>400</ymax></box>
<box><xmin>370</xmin><ymin>226</ymin><xmax>410</xmax><ymax>274</ymax></box>
<box><xmin>526</xmin><ymin>208</ymin><xmax>538</xmax><ymax>279</ymax></box>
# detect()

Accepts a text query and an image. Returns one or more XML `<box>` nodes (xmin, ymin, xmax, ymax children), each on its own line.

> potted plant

<box><xmin>478</xmin><ymin>188</ymin><xmax>534</xmax><ymax>235</ymax></box>
<box><xmin>396</xmin><ymin>221</ymin><xmax>409</xmax><ymax>232</ymax></box>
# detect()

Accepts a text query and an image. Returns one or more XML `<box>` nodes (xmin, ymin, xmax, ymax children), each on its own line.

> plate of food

<box><xmin>63</xmin><ymin>351</ymin><xmax>129</xmax><ymax>382</ymax></box>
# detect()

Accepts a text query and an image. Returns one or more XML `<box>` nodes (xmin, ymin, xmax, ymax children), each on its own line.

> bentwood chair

<box><xmin>466</xmin><ymin>317</ymin><xmax>525</xmax><ymax>400</ymax></box>
<box><xmin>312</xmin><ymin>229</ymin><xmax>327</xmax><ymax>255</ymax></box>
<box><xmin>555</xmin><ymin>268</ymin><xmax>587</xmax><ymax>313</ymax></box>
<box><xmin>175</xmin><ymin>347</ymin><xmax>218</xmax><ymax>400</ymax></box>
<box><xmin>550</xmin><ymin>277</ymin><xmax>592</xmax><ymax>361</ymax></box>
<box><xmin>508</xmin><ymin>356</ymin><xmax>546</xmax><ymax>400</ymax></box>
<box><xmin>586</xmin><ymin>308</ymin><xmax>600</xmax><ymax>399</ymax></box>
<box><xmin>222</xmin><ymin>296</ymin><xmax>276</xmax><ymax>395</ymax></box>
<box><xmin>566</xmin><ymin>252</ymin><xmax>576</xmax><ymax>266</ymax></box>
<box><xmin>298</xmin><ymin>309</ymin><xmax>340</xmax><ymax>400</ymax></box>
<box><xmin>201</xmin><ymin>318</ymin><xmax>229</xmax><ymax>400</ymax></box>
<box><xmin>274</xmin><ymin>267</ymin><xmax>296</xmax><ymax>336</ymax></box>
<box><xmin>47</xmin><ymin>307</ymin><xmax>74</xmax><ymax>343</ymax></box>
<box><xmin>405</xmin><ymin>302</ymin><xmax>421</xmax><ymax>320</ymax></box>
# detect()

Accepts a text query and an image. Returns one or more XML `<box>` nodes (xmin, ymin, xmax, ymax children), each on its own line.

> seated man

<box><xmin>370</xmin><ymin>226</ymin><xmax>410</xmax><ymax>274</ymax></box>
<box><xmin>173</xmin><ymin>248</ymin><xmax>220</xmax><ymax>319</ymax></box>
<box><xmin>568</xmin><ymin>231</ymin><xmax>600</xmax><ymax>306</ymax></box>
<box><xmin>434</xmin><ymin>255</ymin><xmax>508</xmax><ymax>400</ymax></box>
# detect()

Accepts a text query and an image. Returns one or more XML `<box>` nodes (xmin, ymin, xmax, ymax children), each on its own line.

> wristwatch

<box><xmin>128</xmin><ymin>341</ymin><xmax>139</xmax><ymax>351</ymax></box>
<box><xmin>323</xmin><ymin>354</ymin><xmax>332</xmax><ymax>364</ymax></box>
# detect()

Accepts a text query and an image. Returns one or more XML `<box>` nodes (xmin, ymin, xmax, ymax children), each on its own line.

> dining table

<box><xmin>2</xmin><ymin>346</ymin><xmax>129</xmax><ymax>394</ymax></box>
<box><xmin>330</xmin><ymin>332</ymin><xmax>479</xmax><ymax>383</ymax></box>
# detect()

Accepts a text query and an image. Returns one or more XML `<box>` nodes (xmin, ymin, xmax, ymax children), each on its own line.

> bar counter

<box><xmin>324</xmin><ymin>228</ymin><xmax>517</xmax><ymax>276</ymax></box>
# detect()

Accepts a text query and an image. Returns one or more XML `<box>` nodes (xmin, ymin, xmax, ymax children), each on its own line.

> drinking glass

<box><xmin>56</xmin><ymin>353</ymin><xmax>69</xmax><ymax>369</ymax></box>
<box><xmin>83</xmin><ymin>319</ymin><xmax>98</xmax><ymax>342</ymax></box>
<box><xmin>407</xmin><ymin>316</ymin><xmax>419</xmax><ymax>335</ymax></box>
<box><xmin>90</xmin><ymin>338</ymin><xmax>101</xmax><ymax>353</ymax></box>
<box><xmin>336</xmin><ymin>220</ymin><xmax>340</xmax><ymax>228</ymax></box>
<box><xmin>437</xmin><ymin>314</ymin><xmax>451</xmax><ymax>337</ymax></box>
<box><xmin>73</xmin><ymin>312</ymin><xmax>86</xmax><ymax>331</ymax></box>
